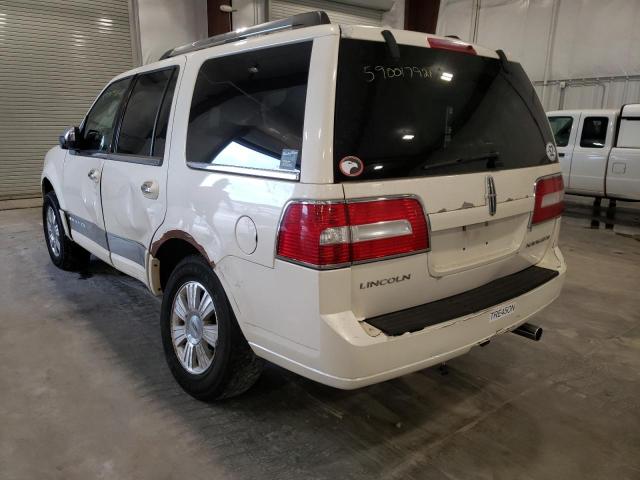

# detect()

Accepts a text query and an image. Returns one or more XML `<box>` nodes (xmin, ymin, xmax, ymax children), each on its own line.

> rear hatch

<box><xmin>333</xmin><ymin>32</ymin><xmax>561</xmax><ymax>319</ymax></box>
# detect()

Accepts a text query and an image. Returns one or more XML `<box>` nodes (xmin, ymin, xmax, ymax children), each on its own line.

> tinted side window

<box><xmin>81</xmin><ymin>78</ymin><xmax>131</xmax><ymax>152</ymax></box>
<box><xmin>116</xmin><ymin>69</ymin><xmax>174</xmax><ymax>156</ymax></box>
<box><xmin>152</xmin><ymin>70</ymin><xmax>178</xmax><ymax>157</ymax></box>
<box><xmin>580</xmin><ymin>117</ymin><xmax>608</xmax><ymax>148</ymax></box>
<box><xmin>548</xmin><ymin>116</ymin><xmax>573</xmax><ymax>147</ymax></box>
<box><xmin>187</xmin><ymin>41</ymin><xmax>312</xmax><ymax>175</ymax></box>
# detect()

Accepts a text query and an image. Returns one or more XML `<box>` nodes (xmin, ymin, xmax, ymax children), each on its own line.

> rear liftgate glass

<box><xmin>333</xmin><ymin>38</ymin><xmax>555</xmax><ymax>181</ymax></box>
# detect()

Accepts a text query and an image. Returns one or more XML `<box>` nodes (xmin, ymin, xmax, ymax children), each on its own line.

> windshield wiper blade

<box><xmin>423</xmin><ymin>151</ymin><xmax>500</xmax><ymax>170</ymax></box>
<box><xmin>456</xmin><ymin>151</ymin><xmax>500</xmax><ymax>164</ymax></box>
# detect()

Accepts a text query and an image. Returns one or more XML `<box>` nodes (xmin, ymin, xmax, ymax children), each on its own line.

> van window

<box><xmin>187</xmin><ymin>41</ymin><xmax>312</xmax><ymax>176</ymax></box>
<box><xmin>333</xmin><ymin>39</ymin><xmax>555</xmax><ymax>181</ymax></box>
<box><xmin>548</xmin><ymin>116</ymin><xmax>573</xmax><ymax>147</ymax></box>
<box><xmin>80</xmin><ymin>78</ymin><xmax>131</xmax><ymax>152</ymax></box>
<box><xmin>580</xmin><ymin>117</ymin><xmax>608</xmax><ymax>148</ymax></box>
<box><xmin>617</xmin><ymin>118</ymin><xmax>640</xmax><ymax>148</ymax></box>
<box><xmin>116</xmin><ymin>68</ymin><xmax>175</xmax><ymax>157</ymax></box>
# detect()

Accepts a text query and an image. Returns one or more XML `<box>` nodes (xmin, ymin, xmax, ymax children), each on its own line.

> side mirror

<box><xmin>59</xmin><ymin>126</ymin><xmax>80</xmax><ymax>150</ymax></box>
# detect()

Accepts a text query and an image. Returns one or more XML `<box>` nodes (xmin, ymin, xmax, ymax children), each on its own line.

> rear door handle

<box><xmin>141</xmin><ymin>180</ymin><xmax>159</xmax><ymax>200</ymax></box>
<box><xmin>558</xmin><ymin>153</ymin><xmax>565</xmax><ymax>158</ymax></box>
<box><xmin>87</xmin><ymin>168</ymin><xmax>100</xmax><ymax>183</ymax></box>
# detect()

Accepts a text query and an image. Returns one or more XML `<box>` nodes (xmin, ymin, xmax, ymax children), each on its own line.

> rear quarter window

<box><xmin>186</xmin><ymin>41</ymin><xmax>312</xmax><ymax>178</ymax></box>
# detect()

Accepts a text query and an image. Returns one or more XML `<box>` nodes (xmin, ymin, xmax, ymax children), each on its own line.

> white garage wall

<box><xmin>136</xmin><ymin>0</ymin><xmax>208</xmax><ymax>64</ymax></box>
<box><xmin>233</xmin><ymin>0</ymin><xmax>404</xmax><ymax>30</ymax></box>
<box><xmin>0</xmin><ymin>0</ymin><xmax>136</xmax><ymax>199</ymax></box>
<box><xmin>233</xmin><ymin>0</ymin><xmax>267</xmax><ymax>29</ymax></box>
<box><xmin>436</xmin><ymin>0</ymin><xmax>640</xmax><ymax>111</ymax></box>
<box><xmin>134</xmin><ymin>0</ymin><xmax>404</xmax><ymax>63</ymax></box>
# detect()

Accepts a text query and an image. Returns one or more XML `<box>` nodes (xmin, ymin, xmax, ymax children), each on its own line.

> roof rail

<box><xmin>160</xmin><ymin>11</ymin><xmax>331</xmax><ymax>60</ymax></box>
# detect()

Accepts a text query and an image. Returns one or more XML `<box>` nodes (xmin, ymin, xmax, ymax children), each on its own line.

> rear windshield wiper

<box><xmin>423</xmin><ymin>152</ymin><xmax>501</xmax><ymax>171</ymax></box>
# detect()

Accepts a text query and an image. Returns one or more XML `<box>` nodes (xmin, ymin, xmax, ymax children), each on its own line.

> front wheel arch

<box><xmin>42</xmin><ymin>177</ymin><xmax>54</xmax><ymax>197</ymax></box>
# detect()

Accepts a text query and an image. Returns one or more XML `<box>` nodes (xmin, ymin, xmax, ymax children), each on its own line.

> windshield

<box><xmin>334</xmin><ymin>39</ymin><xmax>556</xmax><ymax>181</ymax></box>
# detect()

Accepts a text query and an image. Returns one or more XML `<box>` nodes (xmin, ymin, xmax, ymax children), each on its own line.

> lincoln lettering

<box><xmin>360</xmin><ymin>274</ymin><xmax>411</xmax><ymax>290</ymax></box>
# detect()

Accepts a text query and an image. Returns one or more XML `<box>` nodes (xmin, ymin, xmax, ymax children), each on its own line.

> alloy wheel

<box><xmin>170</xmin><ymin>281</ymin><xmax>218</xmax><ymax>374</ymax></box>
<box><xmin>46</xmin><ymin>206</ymin><xmax>61</xmax><ymax>258</ymax></box>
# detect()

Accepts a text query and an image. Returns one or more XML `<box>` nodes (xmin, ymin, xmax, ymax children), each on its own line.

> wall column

<box><xmin>404</xmin><ymin>0</ymin><xmax>440</xmax><ymax>34</ymax></box>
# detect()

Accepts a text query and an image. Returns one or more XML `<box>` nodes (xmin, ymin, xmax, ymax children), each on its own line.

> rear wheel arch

<box><xmin>152</xmin><ymin>233</ymin><xmax>213</xmax><ymax>292</ymax></box>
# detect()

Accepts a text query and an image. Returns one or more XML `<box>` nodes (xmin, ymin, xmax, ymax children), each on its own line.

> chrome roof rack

<box><xmin>160</xmin><ymin>11</ymin><xmax>331</xmax><ymax>60</ymax></box>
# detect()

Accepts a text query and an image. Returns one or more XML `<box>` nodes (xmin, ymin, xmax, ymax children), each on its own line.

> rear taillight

<box><xmin>532</xmin><ymin>174</ymin><xmax>564</xmax><ymax>225</ymax></box>
<box><xmin>277</xmin><ymin>198</ymin><xmax>429</xmax><ymax>269</ymax></box>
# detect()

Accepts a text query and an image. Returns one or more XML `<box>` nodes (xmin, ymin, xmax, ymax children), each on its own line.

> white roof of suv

<box><xmin>152</xmin><ymin>10</ymin><xmax>503</xmax><ymax>67</ymax></box>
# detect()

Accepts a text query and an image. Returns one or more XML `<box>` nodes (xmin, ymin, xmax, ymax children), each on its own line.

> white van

<box><xmin>547</xmin><ymin>104</ymin><xmax>640</xmax><ymax>201</ymax></box>
<box><xmin>41</xmin><ymin>12</ymin><xmax>566</xmax><ymax>400</ymax></box>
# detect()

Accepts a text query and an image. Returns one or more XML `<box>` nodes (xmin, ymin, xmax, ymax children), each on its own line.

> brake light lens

<box><xmin>277</xmin><ymin>202</ymin><xmax>350</xmax><ymax>267</ymax></box>
<box><xmin>532</xmin><ymin>174</ymin><xmax>564</xmax><ymax>225</ymax></box>
<box><xmin>427</xmin><ymin>37</ymin><xmax>477</xmax><ymax>55</ymax></box>
<box><xmin>277</xmin><ymin>198</ymin><xmax>429</xmax><ymax>269</ymax></box>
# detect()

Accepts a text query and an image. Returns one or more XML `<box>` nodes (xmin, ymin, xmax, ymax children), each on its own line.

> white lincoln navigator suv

<box><xmin>41</xmin><ymin>12</ymin><xmax>566</xmax><ymax>400</ymax></box>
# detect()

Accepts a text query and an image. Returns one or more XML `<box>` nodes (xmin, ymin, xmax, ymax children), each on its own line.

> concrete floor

<box><xmin>1</xmin><ymin>207</ymin><xmax>639</xmax><ymax>480</ymax></box>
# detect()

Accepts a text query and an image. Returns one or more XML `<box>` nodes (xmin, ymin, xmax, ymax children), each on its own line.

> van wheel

<box><xmin>160</xmin><ymin>255</ymin><xmax>263</xmax><ymax>400</ymax></box>
<box><xmin>43</xmin><ymin>192</ymin><xmax>90</xmax><ymax>271</ymax></box>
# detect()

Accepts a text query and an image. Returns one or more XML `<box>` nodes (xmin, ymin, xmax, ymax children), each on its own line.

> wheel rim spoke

<box><xmin>202</xmin><ymin>325</ymin><xmax>218</xmax><ymax>347</ymax></box>
<box><xmin>186</xmin><ymin>282</ymin><xmax>199</xmax><ymax>310</ymax></box>
<box><xmin>195</xmin><ymin>343</ymin><xmax>209</xmax><ymax>367</ymax></box>
<box><xmin>183</xmin><ymin>343</ymin><xmax>194</xmax><ymax>370</ymax></box>
<box><xmin>198</xmin><ymin>290</ymin><xmax>215</xmax><ymax>320</ymax></box>
<box><xmin>172</xmin><ymin>325</ymin><xmax>187</xmax><ymax>345</ymax></box>
<box><xmin>173</xmin><ymin>294</ymin><xmax>188</xmax><ymax>321</ymax></box>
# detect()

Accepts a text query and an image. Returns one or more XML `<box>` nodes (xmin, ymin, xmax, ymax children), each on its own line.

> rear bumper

<box><xmin>250</xmin><ymin>246</ymin><xmax>566</xmax><ymax>389</ymax></box>
<box><xmin>367</xmin><ymin>265</ymin><xmax>558</xmax><ymax>336</ymax></box>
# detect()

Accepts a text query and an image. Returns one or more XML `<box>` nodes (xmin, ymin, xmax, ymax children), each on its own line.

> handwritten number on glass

<box><xmin>363</xmin><ymin>66</ymin><xmax>434</xmax><ymax>82</ymax></box>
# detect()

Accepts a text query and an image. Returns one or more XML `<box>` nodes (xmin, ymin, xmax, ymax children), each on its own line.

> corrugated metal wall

<box><xmin>269</xmin><ymin>0</ymin><xmax>384</xmax><ymax>26</ymax></box>
<box><xmin>436</xmin><ymin>0</ymin><xmax>640</xmax><ymax>112</ymax></box>
<box><xmin>0</xmin><ymin>0</ymin><xmax>135</xmax><ymax>200</ymax></box>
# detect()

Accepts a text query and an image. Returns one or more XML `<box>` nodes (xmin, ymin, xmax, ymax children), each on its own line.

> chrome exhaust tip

<box><xmin>512</xmin><ymin>322</ymin><xmax>543</xmax><ymax>341</ymax></box>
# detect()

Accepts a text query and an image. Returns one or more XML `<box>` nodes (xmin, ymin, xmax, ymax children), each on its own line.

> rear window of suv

<box><xmin>334</xmin><ymin>39</ymin><xmax>555</xmax><ymax>181</ymax></box>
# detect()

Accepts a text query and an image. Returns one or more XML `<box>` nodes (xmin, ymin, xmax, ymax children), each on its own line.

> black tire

<box><xmin>43</xmin><ymin>191</ymin><xmax>90</xmax><ymax>271</ymax></box>
<box><xmin>160</xmin><ymin>255</ymin><xmax>263</xmax><ymax>400</ymax></box>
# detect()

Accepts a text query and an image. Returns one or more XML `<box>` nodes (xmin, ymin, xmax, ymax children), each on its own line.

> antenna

<box><xmin>160</xmin><ymin>11</ymin><xmax>331</xmax><ymax>60</ymax></box>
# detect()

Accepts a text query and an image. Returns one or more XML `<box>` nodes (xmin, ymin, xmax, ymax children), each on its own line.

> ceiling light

<box><xmin>374</xmin><ymin>165</ymin><xmax>383</xmax><ymax>170</ymax></box>
<box><xmin>440</xmin><ymin>72</ymin><xmax>453</xmax><ymax>82</ymax></box>
<box><xmin>402</xmin><ymin>134</ymin><xmax>415</xmax><ymax>141</ymax></box>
